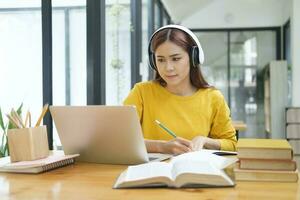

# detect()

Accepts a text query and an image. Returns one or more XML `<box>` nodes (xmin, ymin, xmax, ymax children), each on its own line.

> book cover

<box><xmin>0</xmin><ymin>151</ymin><xmax>79</xmax><ymax>174</ymax></box>
<box><xmin>239</xmin><ymin>159</ymin><xmax>297</xmax><ymax>171</ymax></box>
<box><xmin>114</xmin><ymin>150</ymin><xmax>238</xmax><ymax>188</ymax></box>
<box><xmin>237</xmin><ymin>139</ymin><xmax>293</xmax><ymax>160</ymax></box>
<box><xmin>234</xmin><ymin>167</ymin><xmax>298</xmax><ymax>182</ymax></box>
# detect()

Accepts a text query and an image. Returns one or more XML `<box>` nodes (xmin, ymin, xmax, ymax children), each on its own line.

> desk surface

<box><xmin>0</xmin><ymin>162</ymin><xmax>299</xmax><ymax>200</ymax></box>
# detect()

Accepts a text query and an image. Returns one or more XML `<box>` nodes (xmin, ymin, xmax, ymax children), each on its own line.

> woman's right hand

<box><xmin>159</xmin><ymin>137</ymin><xmax>192</xmax><ymax>155</ymax></box>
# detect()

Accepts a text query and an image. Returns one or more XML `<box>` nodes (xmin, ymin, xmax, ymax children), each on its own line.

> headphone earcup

<box><xmin>191</xmin><ymin>46</ymin><xmax>200</xmax><ymax>68</ymax></box>
<box><xmin>149</xmin><ymin>52</ymin><xmax>157</xmax><ymax>70</ymax></box>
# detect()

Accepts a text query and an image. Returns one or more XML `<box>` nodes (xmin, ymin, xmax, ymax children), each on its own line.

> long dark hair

<box><xmin>151</xmin><ymin>28</ymin><xmax>211</xmax><ymax>89</ymax></box>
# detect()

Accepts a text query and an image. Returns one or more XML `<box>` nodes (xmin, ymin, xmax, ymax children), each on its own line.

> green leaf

<box><xmin>8</xmin><ymin>119</ymin><xmax>16</xmax><ymax>129</ymax></box>
<box><xmin>8</xmin><ymin>110</ymin><xmax>17</xmax><ymax>129</ymax></box>
<box><xmin>4</xmin><ymin>124</ymin><xmax>8</xmax><ymax>134</ymax></box>
<box><xmin>5</xmin><ymin>135</ymin><xmax>9</xmax><ymax>155</ymax></box>
<box><xmin>0</xmin><ymin>135</ymin><xmax>9</xmax><ymax>157</ymax></box>
<box><xmin>0</xmin><ymin>107</ymin><xmax>5</xmax><ymax>131</ymax></box>
<box><xmin>16</xmin><ymin>103</ymin><xmax>23</xmax><ymax>116</ymax></box>
<box><xmin>0</xmin><ymin>103</ymin><xmax>23</xmax><ymax>157</ymax></box>
<box><xmin>0</xmin><ymin>145</ymin><xmax>3</xmax><ymax>156</ymax></box>
<box><xmin>1</xmin><ymin>132</ymin><xmax>5</xmax><ymax>151</ymax></box>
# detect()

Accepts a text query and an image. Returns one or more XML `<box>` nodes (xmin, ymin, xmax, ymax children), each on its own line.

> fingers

<box><xmin>174</xmin><ymin>144</ymin><xmax>192</xmax><ymax>155</ymax></box>
<box><xmin>175</xmin><ymin>137</ymin><xmax>192</xmax><ymax>148</ymax></box>
<box><xmin>191</xmin><ymin>137</ymin><xmax>206</xmax><ymax>151</ymax></box>
<box><xmin>172</xmin><ymin>147</ymin><xmax>189</xmax><ymax>155</ymax></box>
<box><xmin>192</xmin><ymin>141</ymin><xmax>204</xmax><ymax>151</ymax></box>
<box><xmin>170</xmin><ymin>137</ymin><xmax>192</xmax><ymax>155</ymax></box>
<box><xmin>162</xmin><ymin>137</ymin><xmax>195</xmax><ymax>155</ymax></box>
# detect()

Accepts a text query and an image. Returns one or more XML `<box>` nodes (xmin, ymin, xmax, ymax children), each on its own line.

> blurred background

<box><xmin>0</xmin><ymin>0</ymin><xmax>299</xmax><ymax>153</ymax></box>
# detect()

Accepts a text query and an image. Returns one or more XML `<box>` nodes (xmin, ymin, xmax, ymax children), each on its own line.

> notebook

<box><xmin>0</xmin><ymin>151</ymin><xmax>79</xmax><ymax>174</ymax></box>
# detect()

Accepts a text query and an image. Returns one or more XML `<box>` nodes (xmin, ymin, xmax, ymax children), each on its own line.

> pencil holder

<box><xmin>7</xmin><ymin>125</ymin><xmax>49</xmax><ymax>162</ymax></box>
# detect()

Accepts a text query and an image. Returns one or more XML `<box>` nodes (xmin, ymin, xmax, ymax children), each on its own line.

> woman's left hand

<box><xmin>191</xmin><ymin>136</ymin><xmax>221</xmax><ymax>151</ymax></box>
<box><xmin>191</xmin><ymin>136</ymin><xmax>207</xmax><ymax>151</ymax></box>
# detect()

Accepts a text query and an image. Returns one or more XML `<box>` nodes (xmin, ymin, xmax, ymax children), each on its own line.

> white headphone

<box><xmin>148</xmin><ymin>25</ymin><xmax>204</xmax><ymax>70</ymax></box>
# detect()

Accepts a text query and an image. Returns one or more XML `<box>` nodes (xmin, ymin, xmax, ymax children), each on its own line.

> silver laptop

<box><xmin>50</xmin><ymin>105</ymin><xmax>171</xmax><ymax>165</ymax></box>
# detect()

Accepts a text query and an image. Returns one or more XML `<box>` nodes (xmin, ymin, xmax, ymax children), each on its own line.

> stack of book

<box><xmin>234</xmin><ymin>138</ymin><xmax>298</xmax><ymax>182</ymax></box>
<box><xmin>286</xmin><ymin>107</ymin><xmax>300</xmax><ymax>156</ymax></box>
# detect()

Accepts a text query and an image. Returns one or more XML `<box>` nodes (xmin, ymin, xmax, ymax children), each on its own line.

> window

<box><xmin>141</xmin><ymin>0</ymin><xmax>149</xmax><ymax>81</ymax></box>
<box><xmin>195</xmin><ymin>30</ymin><xmax>278</xmax><ymax>138</ymax></box>
<box><xmin>230</xmin><ymin>31</ymin><xmax>276</xmax><ymax>138</ymax></box>
<box><xmin>52</xmin><ymin>0</ymin><xmax>86</xmax><ymax>148</ymax></box>
<box><xmin>195</xmin><ymin>32</ymin><xmax>229</xmax><ymax>101</ymax></box>
<box><xmin>154</xmin><ymin>0</ymin><xmax>160</xmax><ymax>30</ymax></box>
<box><xmin>283</xmin><ymin>21</ymin><xmax>292</xmax><ymax>105</ymax></box>
<box><xmin>162</xmin><ymin>9</ymin><xmax>169</xmax><ymax>26</ymax></box>
<box><xmin>106</xmin><ymin>0</ymin><xmax>131</xmax><ymax>105</ymax></box>
<box><xmin>0</xmin><ymin>0</ymin><xmax>42</xmax><ymax>128</ymax></box>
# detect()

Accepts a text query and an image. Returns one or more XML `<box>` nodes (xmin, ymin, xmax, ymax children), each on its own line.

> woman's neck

<box><xmin>165</xmin><ymin>82</ymin><xmax>197</xmax><ymax>96</ymax></box>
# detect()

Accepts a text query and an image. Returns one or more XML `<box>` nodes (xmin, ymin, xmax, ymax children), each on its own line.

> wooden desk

<box><xmin>0</xmin><ymin>162</ymin><xmax>299</xmax><ymax>200</ymax></box>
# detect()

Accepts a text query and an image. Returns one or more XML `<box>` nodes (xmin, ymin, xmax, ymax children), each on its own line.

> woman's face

<box><xmin>155</xmin><ymin>41</ymin><xmax>191</xmax><ymax>88</ymax></box>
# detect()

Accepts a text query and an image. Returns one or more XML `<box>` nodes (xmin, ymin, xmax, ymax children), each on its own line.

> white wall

<box><xmin>282</xmin><ymin>0</ymin><xmax>292</xmax><ymax>24</ymax></box>
<box><xmin>291</xmin><ymin>0</ymin><xmax>300</xmax><ymax>106</ymax></box>
<box><xmin>181</xmin><ymin>0</ymin><xmax>289</xmax><ymax>28</ymax></box>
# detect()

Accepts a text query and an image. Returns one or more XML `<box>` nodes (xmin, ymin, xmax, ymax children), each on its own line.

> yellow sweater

<box><xmin>123</xmin><ymin>81</ymin><xmax>237</xmax><ymax>151</ymax></box>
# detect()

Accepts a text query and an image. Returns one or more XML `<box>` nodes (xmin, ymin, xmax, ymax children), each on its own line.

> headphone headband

<box><xmin>148</xmin><ymin>25</ymin><xmax>204</xmax><ymax>68</ymax></box>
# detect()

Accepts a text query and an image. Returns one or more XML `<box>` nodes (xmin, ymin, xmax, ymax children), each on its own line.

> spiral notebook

<box><xmin>0</xmin><ymin>151</ymin><xmax>79</xmax><ymax>174</ymax></box>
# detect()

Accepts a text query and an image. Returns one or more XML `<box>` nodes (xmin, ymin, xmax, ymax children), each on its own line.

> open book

<box><xmin>114</xmin><ymin>150</ymin><xmax>238</xmax><ymax>188</ymax></box>
<box><xmin>0</xmin><ymin>151</ymin><xmax>79</xmax><ymax>174</ymax></box>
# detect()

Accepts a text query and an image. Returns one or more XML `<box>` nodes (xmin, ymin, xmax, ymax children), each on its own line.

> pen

<box><xmin>155</xmin><ymin>120</ymin><xmax>177</xmax><ymax>138</ymax></box>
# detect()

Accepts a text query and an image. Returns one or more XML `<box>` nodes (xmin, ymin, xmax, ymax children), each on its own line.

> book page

<box><xmin>170</xmin><ymin>150</ymin><xmax>238</xmax><ymax>169</ymax></box>
<box><xmin>171</xmin><ymin>160</ymin><xmax>221</xmax><ymax>179</ymax></box>
<box><xmin>125</xmin><ymin>162</ymin><xmax>172</xmax><ymax>181</ymax></box>
<box><xmin>169</xmin><ymin>150</ymin><xmax>237</xmax><ymax>186</ymax></box>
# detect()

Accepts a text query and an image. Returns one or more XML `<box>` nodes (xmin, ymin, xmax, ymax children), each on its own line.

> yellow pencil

<box><xmin>25</xmin><ymin>110</ymin><xmax>30</xmax><ymax>128</ymax></box>
<box><xmin>35</xmin><ymin>104</ymin><xmax>49</xmax><ymax>127</ymax></box>
<box><xmin>28</xmin><ymin>111</ymin><xmax>31</xmax><ymax>127</ymax></box>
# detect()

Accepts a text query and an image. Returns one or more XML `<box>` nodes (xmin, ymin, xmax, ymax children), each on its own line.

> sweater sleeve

<box><xmin>123</xmin><ymin>84</ymin><xmax>143</xmax><ymax>122</ymax></box>
<box><xmin>209</xmin><ymin>91</ymin><xmax>237</xmax><ymax>151</ymax></box>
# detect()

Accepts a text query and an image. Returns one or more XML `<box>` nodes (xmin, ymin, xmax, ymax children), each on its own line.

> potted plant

<box><xmin>0</xmin><ymin>104</ymin><xmax>23</xmax><ymax>157</ymax></box>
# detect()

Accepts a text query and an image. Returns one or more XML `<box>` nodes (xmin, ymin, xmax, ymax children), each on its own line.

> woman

<box><xmin>124</xmin><ymin>25</ymin><xmax>237</xmax><ymax>155</ymax></box>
